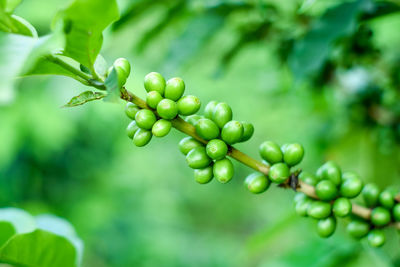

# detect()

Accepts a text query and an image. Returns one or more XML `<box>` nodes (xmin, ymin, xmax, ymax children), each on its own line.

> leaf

<box><xmin>103</xmin><ymin>67</ymin><xmax>120</xmax><ymax>102</ymax></box>
<box><xmin>36</xmin><ymin>214</ymin><xmax>84</xmax><ymax>266</ymax></box>
<box><xmin>0</xmin><ymin>230</ymin><xmax>77</xmax><ymax>267</ymax></box>
<box><xmin>64</xmin><ymin>91</ymin><xmax>106</xmax><ymax>107</ymax></box>
<box><xmin>0</xmin><ymin>0</ymin><xmax>22</xmax><ymax>13</ymax></box>
<box><xmin>56</xmin><ymin>0</ymin><xmax>119</xmax><ymax>69</ymax></box>
<box><xmin>0</xmin><ymin>32</ymin><xmax>36</xmax><ymax>104</ymax></box>
<box><xmin>288</xmin><ymin>0</ymin><xmax>369</xmax><ymax>80</ymax></box>
<box><xmin>0</xmin><ymin>222</ymin><xmax>15</xmax><ymax>247</ymax></box>
<box><xmin>0</xmin><ymin>208</ymin><xmax>37</xmax><ymax>234</ymax></box>
<box><xmin>0</xmin><ymin>6</ymin><xmax>37</xmax><ymax>37</ymax></box>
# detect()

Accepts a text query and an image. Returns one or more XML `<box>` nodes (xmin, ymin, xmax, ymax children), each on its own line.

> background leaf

<box><xmin>0</xmin><ymin>0</ymin><xmax>21</xmax><ymax>13</ymax></box>
<box><xmin>0</xmin><ymin>222</ymin><xmax>15</xmax><ymax>247</ymax></box>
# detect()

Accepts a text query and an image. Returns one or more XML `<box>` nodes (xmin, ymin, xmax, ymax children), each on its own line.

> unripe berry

<box><xmin>165</xmin><ymin>77</ymin><xmax>185</xmax><ymax>101</ymax></box>
<box><xmin>204</xmin><ymin>101</ymin><xmax>218</xmax><ymax>119</ymax></box>
<box><xmin>146</xmin><ymin>91</ymin><xmax>163</xmax><ymax>109</ymax></box>
<box><xmin>185</xmin><ymin>115</ymin><xmax>202</xmax><ymax>126</ymax></box>
<box><xmin>362</xmin><ymin>183</ymin><xmax>380</xmax><ymax>207</ymax></box>
<box><xmin>152</xmin><ymin>119</ymin><xmax>171</xmax><ymax>137</ymax></box>
<box><xmin>367</xmin><ymin>229</ymin><xmax>385</xmax><ymax>247</ymax></box>
<box><xmin>114</xmin><ymin>58</ymin><xmax>131</xmax><ymax>76</ymax></box>
<box><xmin>379</xmin><ymin>189</ymin><xmax>395</xmax><ymax>209</ymax></box>
<box><xmin>135</xmin><ymin>109</ymin><xmax>157</xmax><ymax>130</ymax></box>
<box><xmin>371</xmin><ymin>207</ymin><xmax>391</xmax><ymax>226</ymax></box>
<box><xmin>317</xmin><ymin>217</ymin><xmax>336</xmax><ymax>238</ymax></box>
<box><xmin>212</xmin><ymin>102</ymin><xmax>232</xmax><ymax>128</ymax></box>
<box><xmin>133</xmin><ymin>129</ymin><xmax>152</xmax><ymax>147</ymax></box>
<box><xmin>213</xmin><ymin>158</ymin><xmax>234</xmax><ymax>183</ymax></box>
<box><xmin>195</xmin><ymin>118</ymin><xmax>220</xmax><ymax>140</ymax></box>
<box><xmin>125</xmin><ymin>102</ymin><xmax>140</xmax><ymax>120</ymax></box>
<box><xmin>268</xmin><ymin>163</ymin><xmax>290</xmax><ymax>184</ymax></box>
<box><xmin>295</xmin><ymin>198</ymin><xmax>312</xmax><ymax>217</ymax></box>
<box><xmin>144</xmin><ymin>72</ymin><xmax>165</xmax><ymax>95</ymax></box>
<box><xmin>244</xmin><ymin>172</ymin><xmax>270</xmax><ymax>194</ymax></box>
<box><xmin>307</xmin><ymin>201</ymin><xmax>331</xmax><ymax>219</ymax></box>
<box><xmin>283</xmin><ymin>143</ymin><xmax>304</xmax><ymax>166</ymax></box>
<box><xmin>114</xmin><ymin>67</ymin><xmax>127</xmax><ymax>88</ymax></box>
<box><xmin>126</xmin><ymin>121</ymin><xmax>139</xmax><ymax>139</ymax></box>
<box><xmin>221</xmin><ymin>120</ymin><xmax>243</xmax><ymax>145</ymax></box>
<box><xmin>299</xmin><ymin>171</ymin><xmax>318</xmax><ymax>186</ymax></box>
<box><xmin>340</xmin><ymin>172</ymin><xmax>363</xmax><ymax>198</ymax></box>
<box><xmin>315</xmin><ymin>180</ymin><xmax>338</xmax><ymax>201</ymax></box>
<box><xmin>194</xmin><ymin>166</ymin><xmax>213</xmax><ymax>184</ymax></box>
<box><xmin>157</xmin><ymin>99</ymin><xmax>178</xmax><ymax>120</ymax></box>
<box><xmin>206</xmin><ymin>139</ymin><xmax>228</xmax><ymax>160</ymax></box>
<box><xmin>347</xmin><ymin>220</ymin><xmax>370</xmax><ymax>239</ymax></box>
<box><xmin>178</xmin><ymin>137</ymin><xmax>203</xmax><ymax>155</ymax></box>
<box><xmin>332</xmin><ymin>197</ymin><xmax>352</xmax><ymax>217</ymax></box>
<box><xmin>177</xmin><ymin>95</ymin><xmax>201</xmax><ymax>116</ymax></box>
<box><xmin>259</xmin><ymin>141</ymin><xmax>283</xmax><ymax>164</ymax></box>
<box><xmin>393</xmin><ymin>203</ymin><xmax>400</xmax><ymax>221</ymax></box>
<box><xmin>240</xmin><ymin>121</ymin><xmax>254</xmax><ymax>142</ymax></box>
<box><xmin>316</xmin><ymin>161</ymin><xmax>342</xmax><ymax>186</ymax></box>
<box><xmin>186</xmin><ymin>147</ymin><xmax>212</xmax><ymax>169</ymax></box>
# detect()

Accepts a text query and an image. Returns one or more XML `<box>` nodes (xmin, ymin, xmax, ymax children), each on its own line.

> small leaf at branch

<box><xmin>103</xmin><ymin>67</ymin><xmax>120</xmax><ymax>102</ymax></box>
<box><xmin>64</xmin><ymin>91</ymin><xmax>106</xmax><ymax>107</ymax></box>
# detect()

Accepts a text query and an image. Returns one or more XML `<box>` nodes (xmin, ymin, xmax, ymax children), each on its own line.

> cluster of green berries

<box><xmin>179</xmin><ymin>101</ymin><xmax>254</xmax><ymax>184</ymax></box>
<box><xmin>294</xmin><ymin>161</ymin><xmax>399</xmax><ymax>247</ymax></box>
<box><xmin>244</xmin><ymin>141</ymin><xmax>305</xmax><ymax>194</ymax></box>
<box><xmin>125</xmin><ymin>72</ymin><xmax>201</xmax><ymax>146</ymax></box>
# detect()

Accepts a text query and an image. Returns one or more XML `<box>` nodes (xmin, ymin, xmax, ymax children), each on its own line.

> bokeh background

<box><xmin>1</xmin><ymin>0</ymin><xmax>400</xmax><ymax>266</ymax></box>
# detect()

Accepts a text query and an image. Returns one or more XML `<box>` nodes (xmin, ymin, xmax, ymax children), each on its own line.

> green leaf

<box><xmin>0</xmin><ymin>208</ymin><xmax>36</xmax><ymax>234</ymax></box>
<box><xmin>288</xmin><ymin>0</ymin><xmax>369</xmax><ymax>80</ymax></box>
<box><xmin>0</xmin><ymin>0</ymin><xmax>22</xmax><ymax>13</ymax></box>
<box><xmin>0</xmin><ymin>3</ymin><xmax>37</xmax><ymax>37</ymax></box>
<box><xmin>0</xmin><ymin>222</ymin><xmax>15</xmax><ymax>247</ymax></box>
<box><xmin>56</xmin><ymin>0</ymin><xmax>119</xmax><ymax>69</ymax></box>
<box><xmin>64</xmin><ymin>91</ymin><xmax>106</xmax><ymax>107</ymax></box>
<box><xmin>103</xmin><ymin>67</ymin><xmax>120</xmax><ymax>102</ymax></box>
<box><xmin>0</xmin><ymin>230</ymin><xmax>77</xmax><ymax>267</ymax></box>
<box><xmin>0</xmin><ymin>32</ymin><xmax>36</xmax><ymax>104</ymax></box>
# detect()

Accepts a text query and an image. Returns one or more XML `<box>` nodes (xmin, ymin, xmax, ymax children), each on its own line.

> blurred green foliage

<box><xmin>0</xmin><ymin>0</ymin><xmax>399</xmax><ymax>266</ymax></box>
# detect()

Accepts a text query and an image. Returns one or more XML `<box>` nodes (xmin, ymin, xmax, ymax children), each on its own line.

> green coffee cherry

<box><xmin>347</xmin><ymin>220</ymin><xmax>370</xmax><ymax>239</ymax></box>
<box><xmin>115</xmin><ymin>67</ymin><xmax>127</xmax><ymax>88</ymax></box>
<box><xmin>393</xmin><ymin>203</ymin><xmax>400</xmax><ymax>221</ymax></box>
<box><xmin>317</xmin><ymin>217</ymin><xmax>336</xmax><ymax>238</ymax></box>
<box><xmin>114</xmin><ymin>58</ymin><xmax>131</xmax><ymax>76</ymax></box>
<box><xmin>157</xmin><ymin>99</ymin><xmax>178</xmax><ymax>120</ymax></box>
<box><xmin>316</xmin><ymin>161</ymin><xmax>342</xmax><ymax>186</ymax></box>
<box><xmin>206</xmin><ymin>139</ymin><xmax>228</xmax><ymax>160</ymax></box>
<box><xmin>362</xmin><ymin>183</ymin><xmax>380</xmax><ymax>207</ymax></box>
<box><xmin>146</xmin><ymin>91</ymin><xmax>163</xmax><ymax>109</ymax></box>
<box><xmin>133</xmin><ymin>129</ymin><xmax>152</xmax><ymax>147</ymax></box>
<box><xmin>204</xmin><ymin>101</ymin><xmax>218</xmax><ymax>119</ymax></box>
<box><xmin>307</xmin><ymin>201</ymin><xmax>331</xmax><ymax>219</ymax></box>
<box><xmin>367</xmin><ymin>229</ymin><xmax>386</xmax><ymax>247</ymax></box>
<box><xmin>379</xmin><ymin>189</ymin><xmax>395</xmax><ymax>209</ymax></box>
<box><xmin>212</xmin><ymin>102</ymin><xmax>232</xmax><ymax>128</ymax></box>
<box><xmin>340</xmin><ymin>172</ymin><xmax>363</xmax><ymax>198</ymax></box>
<box><xmin>315</xmin><ymin>180</ymin><xmax>338</xmax><ymax>201</ymax></box>
<box><xmin>185</xmin><ymin>115</ymin><xmax>203</xmax><ymax>126</ymax></box>
<box><xmin>332</xmin><ymin>197</ymin><xmax>352</xmax><ymax>217</ymax></box>
<box><xmin>126</xmin><ymin>121</ymin><xmax>139</xmax><ymax>139</ymax></box>
<box><xmin>177</xmin><ymin>95</ymin><xmax>201</xmax><ymax>116</ymax></box>
<box><xmin>165</xmin><ymin>77</ymin><xmax>185</xmax><ymax>101</ymax></box>
<box><xmin>186</xmin><ymin>147</ymin><xmax>212</xmax><ymax>169</ymax></box>
<box><xmin>135</xmin><ymin>109</ymin><xmax>157</xmax><ymax>130</ymax></box>
<box><xmin>195</xmin><ymin>118</ymin><xmax>220</xmax><ymax>140</ymax></box>
<box><xmin>299</xmin><ymin>171</ymin><xmax>318</xmax><ymax>186</ymax></box>
<box><xmin>194</xmin><ymin>166</ymin><xmax>213</xmax><ymax>184</ymax></box>
<box><xmin>240</xmin><ymin>121</ymin><xmax>254</xmax><ymax>142</ymax></box>
<box><xmin>144</xmin><ymin>72</ymin><xmax>166</xmax><ymax>95</ymax></box>
<box><xmin>293</xmin><ymin>192</ymin><xmax>307</xmax><ymax>203</ymax></box>
<box><xmin>178</xmin><ymin>137</ymin><xmax>203</xmax><ymax>155</ymax></box>
<box><xmin>125</xmin><ymin>102</ymin><xmax>140</xmax><ymax>120</ymax></box>
<box><xmin>259</xmin><ymin>141</ymin><xmax>283</xmax><ymax>164</ymax></box>
<box><xmin>221</xmin><ymin>121</ymin><xmax>243</xmax><ymax>145</ymax></box>
<box><xmin>152</xmin><ymin>119</ymin><xmax>171</xmax><ymax>137</ymax></box>
<box><xmin>268</xmin><ymin>163</ymin><xmax>290</xmax><ymax>184</ymax></box>
<box><xmin>295</xmin><ymin>198</ymin><xmax>312</xmax><ymax>217</ymax></box>
<box><xmin>283</xmin><ymin>143</ymin><xmax>304</xmax><ymax>166</ymax></box>
<box><xmin>213</xmin><ymin>158</ymin><xmax>234</xmax><ymax>183</ymax></box>
<box><xmin>371</xmin><ymin>207</ymin><xmax>391</xmax><ymax>226</ymax></box>
<box><xmin>244</xmin><ymin>172</ymin><xmax>270</xmax><ymax>194</ymax></box>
